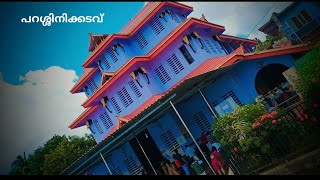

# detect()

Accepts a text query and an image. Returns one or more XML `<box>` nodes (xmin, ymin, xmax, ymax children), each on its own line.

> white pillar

<box><xmin>135</xmin><ymin>136</ymin><xmax>157</xmax><ymax>175</ymax></box>
<box><xmin>198</xmin><ymin>88</ymin><xmax>218</xmax><ymax>119</ymax></box>
<box><xmin>99</xmin><ymin>152</ymin><xmax>112</xmax><ymax>175</ymax></box>
<box><xmin>170</xmin><ymin>101</ymin><xmax>216</xmax><ymax>175</ymax></box>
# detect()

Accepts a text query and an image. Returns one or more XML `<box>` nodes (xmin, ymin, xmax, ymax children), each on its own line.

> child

<box><xmin>210</xmin><ymin>146</ymin><xmax>226</xmax><ymax>175</ymax></box>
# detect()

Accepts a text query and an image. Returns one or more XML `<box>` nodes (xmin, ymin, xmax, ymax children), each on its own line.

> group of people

<box><xmin>255</xmin><ymin>82</ymin><xmax>298</xmax><ymax>111</ymax></box>
<box><xmin>158</xmin><ymin>132</ymin><xmax>226</xmax><ymax>175</ymax></box>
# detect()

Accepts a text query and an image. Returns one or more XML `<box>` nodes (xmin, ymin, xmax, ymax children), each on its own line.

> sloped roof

<box><xmin>82</xmin><ymin>2</ymin><xmax>193</xmax><ymax>68</ymax></box>
<box><xmin>119</xmin><ymin>2</ymin><xmax>193</xmax><ymax>35</ymax></box>
<box><xmin>70</xmin><ymin>68</ymin><xmax>98</xmax><ymax>94</ymax></box>
<box><xmin>88</xmin><ymin>33</ymin><xmax>109</xmax><ymax>52</ymax></box>
<box><xmin>82</xmin><ymin>17</ymin><xmax>226</xmax><ymax>108</ymax></box>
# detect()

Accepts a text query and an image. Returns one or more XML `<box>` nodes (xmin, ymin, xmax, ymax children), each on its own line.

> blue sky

<box><xmin>0</xmin><ymin>2</ymin><xmax>292</xmax><ymax>175</ymax></box>
<box><xmin>0</xmin><ymin>2</ymin><xmax>144</xmax><ymax>85</ymax></box>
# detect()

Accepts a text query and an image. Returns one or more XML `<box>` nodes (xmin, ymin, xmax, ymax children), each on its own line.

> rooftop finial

<box><xmin>200</xmin><ymin>13</ymin><xmax>208</xmax><ymax>22</ymax></box>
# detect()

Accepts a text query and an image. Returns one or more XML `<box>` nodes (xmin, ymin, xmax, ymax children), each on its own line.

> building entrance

<box><xmin>255</xmin><ymin>63</ymin><xmax>289</xmax><ymax>95</ymax></box>
<box><xmin>129</xmin><ymin>129</ymin><xmax>164</xmax><ymax>175</ymax></box>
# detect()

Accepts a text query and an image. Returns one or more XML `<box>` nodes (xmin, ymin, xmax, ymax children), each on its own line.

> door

<box><xmin>129</xmin><ymin>129</ymin><xmax>164</xmax><ymax>175</ymax></box>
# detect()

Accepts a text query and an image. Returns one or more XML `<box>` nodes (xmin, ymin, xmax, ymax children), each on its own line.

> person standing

<box><xmin>185</xmin><ymin>144</ymin><xmax>200</xmax><ymax>161</ymax></box>
<box><xmin>210</xmin><ymin>146</ymin><xmax>226</xmax><ymax>175</ymax></box>
<box><xmin>165</xmin><ymin>160</ymin><xmax>180</xmax><ymax>175</ymax></box>
<box><xmin>173</xmin><ymin>149</ymin><xmax>190</xmax><ymax>175</ymax></box>
<box><xmin>160</xmin><ymin>161</ymin><xmax>169</xmax><ymax>175</ymax></box>
<box><xmin>200</xmin><ymin>132</ymin><xmax>209</xmax><ymax>148</ymax></box>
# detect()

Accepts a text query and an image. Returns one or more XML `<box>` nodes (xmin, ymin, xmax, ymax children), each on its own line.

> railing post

<box><xmin>170</xmin><ymin>101</ymin><xmax>216</xmax><ymax>175</ymax></box>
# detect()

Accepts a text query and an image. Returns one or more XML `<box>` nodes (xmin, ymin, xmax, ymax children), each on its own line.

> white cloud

<box><xmin>180</xmin><ymin>2</ymin><xmax>293</xmax><ymax>41</ymax></box>
<box><xmin>0</xmin><ymin>66</ymin><xmax>89</xmax><ymax>174</ymax></box>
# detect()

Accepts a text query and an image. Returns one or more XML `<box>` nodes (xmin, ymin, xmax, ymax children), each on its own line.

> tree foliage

<box><xmin>295</xmin><ymin>41</ymin><xmax>320</xmax><ymax>100</ymax></box>
<box><xmin>211</xmin><ymin>103</ymin><xmax>267</xmax><ymax>146</ymax></box>
<box><xmin>9</xmin><ymin>134</ymin><xmax>95</xmax><ymax>175</ymax></box>
<box><xmin>254</xmin><ymin>34</ymin><xmax>286</xmax><ymax>52</ymax></box>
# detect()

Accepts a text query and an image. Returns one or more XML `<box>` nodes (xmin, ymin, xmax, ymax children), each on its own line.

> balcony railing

<box><xmin>295</xmin><ymin>18</ymin><xmax>320</xmax><ymax>39</ymax></box>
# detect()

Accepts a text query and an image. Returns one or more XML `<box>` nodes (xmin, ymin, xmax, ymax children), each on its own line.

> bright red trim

<box><xmin>70</xmin><ymin>67</ymin><xmax>99</xmax><ymax>94</ymax></box>
<box><xmin>73</xmin><ymin>44</ymin><xmax>307</xmax><ymax>129</ymax></box>
<box><xmin>81</xmin><ymin>18</ymin><xmax>225</xmax><ymax>108</ymax></box>
<box><xmin>82</xmin><ymin>2</ymin><xmax>193</xmax><ymax>68</ymax></box>
<box><xmin>219</xmin><ymin>34</ymin><xmax>257</xmax><ymax>45</ymax></box>
<box><xmin>243</xmin><ymin>44</ymin><xmax>307</xmax><ymax>60</ymax></box>
<box><xmin>69</xmin><ymin>105</ymin><xmax>99</xmax><ymax>129</ymax></box>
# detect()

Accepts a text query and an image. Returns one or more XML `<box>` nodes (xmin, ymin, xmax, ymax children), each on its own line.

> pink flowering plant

<box><xmin>212</xmin><ymin>100</ymin><xmax>320</xmax><ymax>163</ymax></box>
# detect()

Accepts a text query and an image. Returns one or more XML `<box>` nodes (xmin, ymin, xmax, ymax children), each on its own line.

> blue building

<box><xmin>258</xmin><ymin>2</ymin><xmax>320</xmax><ymax>46</ymax></box>
<box><xmin>62</xmin><ymin>2</ymin><xmax>308</xmax><ymax>175</ymax></box>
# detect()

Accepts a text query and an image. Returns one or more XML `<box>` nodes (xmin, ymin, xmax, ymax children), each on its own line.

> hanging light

<box><xmin>191</xmin><ymin>32</ymin><xmax>204</xmax><ymax>49</ymax></box>
<box><xmin>100</xmin><ymin>96</ymin><xmax>112</xmax><ymax>113</ymax></box>
<box><xmin>117</xmin><ymin>43</ymin><xmax>125</xmax><ymax>52</ymax></box>
<box><xmin>83</xmin><ymin>86</ymin><xmax>88</xmax><ymax>93</ymax></box>
<box><xmin>165</xmin><ymin>9</ymin><xmax>173</xmax><ymax>20</ymax></box>
<box><xmin>112</xmin><ymin>45</ymin><xmax>119</xmax><ymax>55</ymax></box>
<box><xmin>86</xmin><ymin>119</ymin><xmax>95</xmax><ymax>134</ymax></box>
<box><xmin>159</xmin><ymin>12</ymin><xmax>167</xmax><ymax>22</ymax></box>
<box><xmin>130</xmin><ymin>67</ymin><xmax>150</xmax><ymax>87</ymax></box>
<box><xmin>130</xmin><ymin>70</ymin><xmax>142</xmax><ymax>88</ymax></box>
<box><xmin>183</xmin><ymin>35</ymin><xmax>196</xmax><ymax>53</ymax></box>
<box><xmin>182</xmin><ymin>35</ymin><xmax>190</xmax><ymax>45</ymax></box>
<box><xmin>137</xmin><ymin>67</ymin><xmax>150</xmax><ymax>84</ymax></box>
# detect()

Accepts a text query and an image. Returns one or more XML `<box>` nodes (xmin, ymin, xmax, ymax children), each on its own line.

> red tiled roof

<box><xmin>219</xmin><ymin>34</ymin><xmax>257</xmax><ymax>45</ymax></box>
<box><xmin>69</xmin><ymin>105</ymin><xmax>100</xmax><ymax>129</ymax></box>
<box><xmin>63</xmin><ymin>44</ymin><xmax>309</xmax><ymax>175</ymax></box>
<box><xmin>72</xmin><ymin>44</ymin><xmax>308</xmax><ymax>129</ymax></box>
<box><xmin>82</xmin><ymin>2</ymin><xmax>193</xmax><ymax>68</ymax></box>
<box><xmin>123</xmin><ymin>93</ymin><xmax>165</xmax><ymax>120</ymax></box>
<box><xmin>70</xmin><ymin>67</ymin><xmax>98</xmax><ymax>94</ymax></box>
<box><xmin>186</xmin><ymin>46</ymin><xmax>245</xmax><ymax>79</ymax></box>
<box><xmin>120</xmin><ymin>44</ymin><xmax>308</xmax><ymax>121</ymax></box>
<box><xmin>119</xmin><ymin>2</ymin><xmax>162</xmax><ymax>35</ymax></box>
<box><xmin>82</xmin><ymin>18</ymin><xmax>226</xmax><ymax>108</ymax></box>
<box><xmin>102</xmin><ymin>125</ymin><xmax>119</xmax><ymax>140</ymax></box>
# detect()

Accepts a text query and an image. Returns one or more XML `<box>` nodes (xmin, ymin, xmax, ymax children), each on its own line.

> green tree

<box><xmin>254</xmin><ymin>34</ymin><xmax>286</xmax><ymax>52</ymax></box>
<box><xmin>9</xmin><ymin>134</ymin><xmax>95</xmax><ymax>175</ymax></box>
<box><xmin>212</xmin><ymin>103</ymin><xmax>267</xmax><ymax>146</ymax></box>
<box><xmin>43</xmin><ymin>134</ymin><xmax>95</xmax><ymax>175</ymax></box>
<box><xmin>10</xmin><ymin>155</ymin><xmax>29</xmax><ymax>175</ymax></box>
<box><xmin>295</xmin><ymin>42</ymin><xmax>320</xmax><ymax>100</ymax></box>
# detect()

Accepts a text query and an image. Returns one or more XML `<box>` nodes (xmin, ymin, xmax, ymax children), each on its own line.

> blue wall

<box><xmin>83</xmin><ymin>70</ymin><xmax>102</xmax><ymax>97</ymax></box>
<box><xmin>147</xmin><ymin>112</ymin><xmax>188</xmax><ymax>160</ymax></box>
<box><xmin>90</xmin><ymin>6</ymin><xmax>189</xmax><ymax>71</ymax></box>
<box><xmin>84</xmin><ymin>53</ymin><xmax>297</xmax><ymax>174</ymax></box>
<box><xmin>278</xmin><ymin>2</ymin><xmax>320</xmax><ymax>38</ymax></box>
<box><xmin>232</xmin><ymin>54</ymin><xmax>295</xmax><ymax>99</ymax></box>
